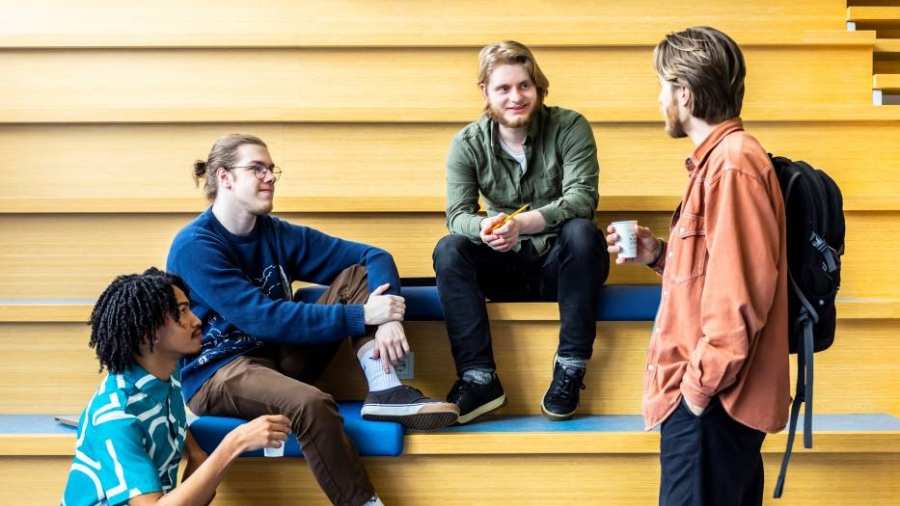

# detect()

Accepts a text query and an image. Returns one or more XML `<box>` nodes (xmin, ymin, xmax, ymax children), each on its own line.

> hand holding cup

<box><xmin>606</xmin><ymin>221</ymin><xmax>662</xmax><ymax>265</ymax></box>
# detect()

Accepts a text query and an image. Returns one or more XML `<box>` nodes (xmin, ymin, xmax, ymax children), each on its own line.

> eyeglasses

<box><xmin>231</xmin><ymin>164</ymin><xmax>283</xmax><ymax>182</ymax></box>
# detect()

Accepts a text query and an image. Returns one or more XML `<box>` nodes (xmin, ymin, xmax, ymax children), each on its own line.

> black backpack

<box><xmin>769</xmin><ymin>155</ymin><xmax>845</xmax><ymax>498</ymax></box>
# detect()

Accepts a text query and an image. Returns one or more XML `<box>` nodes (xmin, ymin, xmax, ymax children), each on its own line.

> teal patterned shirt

<box><xmin>61</xmin><ymin>365</ymin><xmax>187</xmax><ymax>506</ymax></box>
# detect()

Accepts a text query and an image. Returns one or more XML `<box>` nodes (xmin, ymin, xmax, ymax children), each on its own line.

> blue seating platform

<box><xmin>296</xmin><ymin>283</ymin><xmax>662</xmax><ymax>322</ymax></box>
<box><xmin>190</xmin><ymin>402</ymin><xmax>404</xmax><ymax>457</ymax></box>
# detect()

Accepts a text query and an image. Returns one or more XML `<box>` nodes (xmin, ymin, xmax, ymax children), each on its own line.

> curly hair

<box><xmin>88</xmin><ymin>268</ymin><xmax>188</xmax><ymax>373</ymax></box>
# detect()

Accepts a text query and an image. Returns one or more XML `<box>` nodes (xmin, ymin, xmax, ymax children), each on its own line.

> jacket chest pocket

<box><xmin>668</xmin><ymin>213</ymin><xmax>707</xmax><ymax>283</ymax></box>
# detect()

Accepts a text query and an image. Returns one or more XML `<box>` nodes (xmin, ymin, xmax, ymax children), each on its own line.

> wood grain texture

<box><xmin>1</xmin><ymin>453</ymin><xmax>897</xmax><ymax>505</ymax></box>
<box><xmin>0</xmin><ymin>0</ymin><xmax>849</xmax><ymax>47</ymax></box>
<box><xmin>1</xmin><ymin>122</ymin><xmax>899</xmax><ymax>211</ymax></box>
<box><xmin>2</xmin><ymin>320</ymin><xmax>897</xmax><ymax>415</ymax></box>
<box><xmin>0</xmin><ymin>46</ymin><xmax>876</xmax><ymax>123</ymax></box>
<box><xmin>848</xmin><ymin>6</ymin><xmax>900</xmax><ymax>25</ymax></box>
<box><xmin>0</xmin><ymin>211</ymin><xmax>896</xmax><ymax>299</ymax></box>
<box><xmin>874</xmin><ymin>73</ymin><xmax>900</xmax><ymax>91</ymax></box>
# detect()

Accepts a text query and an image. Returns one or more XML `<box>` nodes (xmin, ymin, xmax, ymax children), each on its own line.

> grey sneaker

<box><xmin>361</xmin><ymin>385</ymin><xmax>459</xmax><ymax>430</ymax></box>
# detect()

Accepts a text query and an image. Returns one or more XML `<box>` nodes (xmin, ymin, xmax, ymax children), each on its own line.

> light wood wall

<box><xmin>3</xmin><ymin>453</ymin><xmax>899</xmax><ymax>505</ymax></box>
<box><xmin>0</xmin><ymin>0</ymin><xmax>897</xmax><ymax>408</ymax></box>
<box><xmin>0</xmin><ymin>318</ymin><xmax>897</xmax><ymax>416</ymax></box>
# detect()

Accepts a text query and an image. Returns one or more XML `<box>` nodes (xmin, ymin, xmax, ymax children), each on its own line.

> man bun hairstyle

<box><xmin>193</xmin><ymin>133</ymin><xmax>268</xmax><ymax>201</ymax></box>
<box><xmin>88</xmin><ymin>268</ymin><xmax>188</xmax><ymax>373</ymax></box>
<box><xmin>653</xmin><ymin>26</ymin><xmax>746</xmax><ymax>124</ymax></box>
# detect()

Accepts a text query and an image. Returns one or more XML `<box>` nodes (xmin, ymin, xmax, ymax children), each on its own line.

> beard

<box><xmin>487</xmin><ymin>100</ymin><xmax>538</xmax><ymax>128</ymax></box>
<box><xmin>664</xmin><ymin>99</ymin><xmax>687</xmax><ymax>139</ymax></box>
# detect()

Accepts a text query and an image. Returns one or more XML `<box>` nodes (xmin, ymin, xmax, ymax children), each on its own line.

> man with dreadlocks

<box><xmin>61</xmin><ymin>268</ymin><xmax>291</xmax><ymax>506</ymax></box>
<box><xmin>167</xmin><ymin>134</ymin><xmax>459</xmax><ymax>506</ymax></box>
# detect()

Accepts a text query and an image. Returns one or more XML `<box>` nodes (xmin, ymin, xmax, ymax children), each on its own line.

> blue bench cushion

<box><xmin>297</xmin><ymin>283</ymin><xmax>661</xmax><ymax>321</ymax></box>
<box><xmin>190</xmin><ymin>401</ymin><xmax>404</xmax><ymax>457</ymax></box>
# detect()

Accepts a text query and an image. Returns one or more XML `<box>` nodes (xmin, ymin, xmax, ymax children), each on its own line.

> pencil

<box><xmin>485</xmin><ymin>203</ymin><xmax>530</xmax><ymax>234</ymax></box>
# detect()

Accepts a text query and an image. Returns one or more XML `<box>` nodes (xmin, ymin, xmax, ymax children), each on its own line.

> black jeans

<box><xmin>432</xmin><ymin>218</ymin><xmax>609</xmax><ymax>375</ymax></box>
<box><xmin>659</xmin><ymin>397</ymin><xmax>766</xmax><ymax>506</ymax></box>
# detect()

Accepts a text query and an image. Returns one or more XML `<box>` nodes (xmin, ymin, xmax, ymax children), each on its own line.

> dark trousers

<box><xmin>189</xmin><ymin>266</ymin><xmax>375</xmax><ymax>506</ymax></box>
<box><xmin>659</xmin><ymin>397</ymin><xmax>767</xmax><ymax>506</ymax></box>
<box><xmin>432</xmin><ymin>218</ymin><xmax>609</xmax><ymax>375</ymax></box>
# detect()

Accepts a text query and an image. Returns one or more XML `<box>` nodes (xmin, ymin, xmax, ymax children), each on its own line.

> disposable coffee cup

<box><xmin>264</xmin><ymin>442</ymin><xmax>285</xmax><ymax>458</ymax></box>
<box><xmin>612</xmin><ymin>220</ymin><xmax>638</xmax><ymax>259</ymax></box>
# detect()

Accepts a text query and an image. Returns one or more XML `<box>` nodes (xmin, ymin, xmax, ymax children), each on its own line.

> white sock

<box><xmin>362</xmin><ymin>496</ymin><xmax>385</xmax><ymax>506</ymax></box>
<box><xmin>357</xmin><ymin>340</ymin><xmax>401</xmax><ymax>392</ymax></box>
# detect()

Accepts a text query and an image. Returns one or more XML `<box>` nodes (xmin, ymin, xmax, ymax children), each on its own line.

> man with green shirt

<box><xmin>433</xmin><ymin>40</ymin><xmax>610</xmax><ymax>423</ymax></box>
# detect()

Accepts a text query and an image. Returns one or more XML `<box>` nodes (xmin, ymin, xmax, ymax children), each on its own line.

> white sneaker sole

<box><xmin>361</xmin><ymin>402</ymin><xmax>459</xmax><ymax>431</ymax></box>
<box><xmin>456</xmin><ymin>394</ymin><xmax>507</xmax><ymax>425</ymax></box>
<box><xmin>540</xmin><ymin>398</ymin><xmax>576</xmax><ymax>421</ymax></box>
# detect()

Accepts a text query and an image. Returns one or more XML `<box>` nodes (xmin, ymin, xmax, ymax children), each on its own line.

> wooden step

<box><xmin>0</xmin><ymin>212</ymin><xmax>896</xmax><ymax>299</ymax></box>
<box><xmin>848</xmin><ymin>6</ymin><xmax>900</xmax><ymax>27</ymax></box>
<box><xmin>2</xmin><ymin>122</ymin><xmax>900</xmax><ymax>213</ymax></box>
<box><xmin>4</xmin><ymin>413</ymin><xmax>898</xmax><ymax>456</ymax></box>
<box><xmin>874</xmin><ymin>73</ymin><xmax>900</xmax><ymax>92</ymax></box>
<box><xmin>0</xmin><ymin>45</ymin><xmax>878</xmax><ymax>124</ymax></box>
<box><xmin>2</xmin><ymin>317</ymin><xmax>898</xmax><ymax>415</ymax></box>
<box><xmin>874</xmin><ymin>38</ymin><xmax>900</xmax><ymax>55</ymax></box>
<box><xmin>3</xmin><ymin>195</ymin><xmax>900</xmax><ymax>214</ymax></box>
<box><xmin>2</xmin><ymin>413</ymin><xmax>898</xmax><ymax>505</ymax></box>
<box><xmin>4</xmin><ymin>452</ymin><xmax>898</xmax><ymax>505</ymax></box>
<box><xmin>0</xmin><ymin>1</ymin><xmax>852</xmax><ymax>48</ymax></box>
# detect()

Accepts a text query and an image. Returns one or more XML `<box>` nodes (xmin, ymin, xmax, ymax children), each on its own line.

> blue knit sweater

<box><xmin>166</xmin><ymin>208</ymin><xmax>401</xmax><ymax>400</ymax></box>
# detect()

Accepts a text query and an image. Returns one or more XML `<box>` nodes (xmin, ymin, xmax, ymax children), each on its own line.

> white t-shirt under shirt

<box><xmin>499</xmin><ymin>138</ymin><xmax>527</xmax><ymax>175</ymax></box>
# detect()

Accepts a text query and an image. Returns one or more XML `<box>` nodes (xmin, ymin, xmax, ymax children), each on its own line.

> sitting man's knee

<box><xmin>284</xmin><ymin>387</ymin><xmax>340</xmax><ymax>427</ymax></box>
<box><xmin>559</xmin><ymin>218</ymin><xmax>599</xmax><ymax>245</ymax></box>
<box><xmin>433</xmin><ymin>234</ymin><xmax>471</xmax><ymax>267</ymax></box>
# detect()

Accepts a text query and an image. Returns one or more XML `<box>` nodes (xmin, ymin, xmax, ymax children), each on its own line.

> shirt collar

<box><xmin>685</xmin><ymin>117</ymin><xmax>744</xmax><ymax>173</ymax></box>
<box><xmin>123</xmin><ymin>364</ymin><xmax>180</xmax><ymax>404</ymax></box>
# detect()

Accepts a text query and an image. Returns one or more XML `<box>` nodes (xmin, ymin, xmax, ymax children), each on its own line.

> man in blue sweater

<box><xmin>167</xmin><ymin>134</ymin><xmax>458</xmax><ymax>506</ymax></box>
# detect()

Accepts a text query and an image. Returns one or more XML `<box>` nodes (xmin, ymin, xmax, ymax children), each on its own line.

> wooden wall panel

<box><xmin>0</xmin><ymin>212</ymin><xmax>894</xmax><ymax>299</ymax></box>
<box><xmin>0</xmin><ymin>0</ymin><xmax>848</xmax><ymax>47</ymax></box>
<box><xmin>4</xmin><ymin>319</ymin><xmax>897</xmax><ymax>415</ymax></box>
<box><xmin>1</xmin><ymin>122</ymin><xmax>899</xmax><ymax>208</ymax></box>
<box><xmin>1</xmin><ymin>452</ymin><xmax>897</xmax><ymax>505</ymax></box>
<box><xmin>0</xmin><ymin>46</ymin><xmax>874</xmax><ymax>123</ymax></box>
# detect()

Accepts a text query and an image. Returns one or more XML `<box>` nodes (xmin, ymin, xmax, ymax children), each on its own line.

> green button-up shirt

<box><xmin>445</xmin><ymin>105</ymin><xmax>599</xmax><ymax>255</ymax></box>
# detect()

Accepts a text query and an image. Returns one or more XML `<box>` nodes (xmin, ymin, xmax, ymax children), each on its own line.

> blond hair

<box><xmin>192</xmin><ymin>134</ymin><xmax>267</xmax><ymax>201</ymax></box>
<box><xmin>478</xmin><ymin>41</ymin><xmax>549</xmax><ymax>106</ymax></box>
<box><xmin>654</xmin><ymin>27</ymin><xmax>746</xmax><ymax>124</ymax></box>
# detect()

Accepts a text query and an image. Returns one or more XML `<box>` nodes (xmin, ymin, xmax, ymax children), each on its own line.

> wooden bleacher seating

<box><xmin>848</xmin><ymin>5</ymin><xmax>900</xmax><ymax>100</ymax></box>
<box><xmin>1</xmin><ymin>0</ymin><xmax>899</xmax><ymax>503</ymax></box>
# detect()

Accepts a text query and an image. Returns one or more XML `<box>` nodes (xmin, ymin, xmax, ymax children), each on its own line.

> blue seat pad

<box><xmin>297</xmin><ymin>283</ymin><xmax>661</xmax><ymax>321</ymax></box>
<box><xmin>190</xmin><ymin>401</ymin><xmax>404</xmax><ymax>457</ymax></box>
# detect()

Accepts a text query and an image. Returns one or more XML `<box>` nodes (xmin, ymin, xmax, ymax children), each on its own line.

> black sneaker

<box><xmin>447</xmin><ymin>374</ymin><xmax>507</xmax><ymax>424</ymax></box>
<box><xmin>361</xmin><ymin>385</ymin><xmax>459</xmax><ymax>430</ymax></box>
<box><xmin>541</xmin><ymin>361</ymin><xmax>586</xmax><ymax>421</ymax></box>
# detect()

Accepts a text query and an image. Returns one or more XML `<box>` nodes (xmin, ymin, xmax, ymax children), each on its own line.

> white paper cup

<box><xmin>264</xmin><ymin>442</ymin><xmax>285</xmax><ymax>458</ymax></box>
<box><xmin>612</xmin><ymin>220</ymin><xmax>638</xmax><ymax>259</ymax></box>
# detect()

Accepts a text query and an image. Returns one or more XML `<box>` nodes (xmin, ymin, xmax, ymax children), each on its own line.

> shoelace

<box><xmin>449</xmin><ymin>380</ymin><xmax>475</xmax><ymax>402</ymax></box>
<box><xmin>551</xmin><ymin>370</ymin><xmax>585</xmax><ymax>400</ymax></box>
